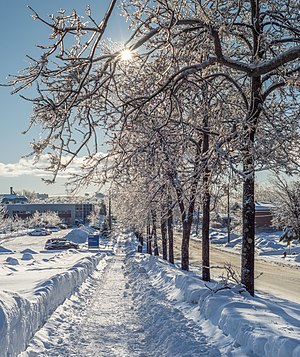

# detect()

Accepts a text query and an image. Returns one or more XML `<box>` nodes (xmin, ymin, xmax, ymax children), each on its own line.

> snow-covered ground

<box><xmin>198</xmin><ymin>229</ymin><xmax>300</xmax><ymax>268</ymax></box>
<box><xmin>0</xmin><ymin>229</ymin><xmax>299</xmax><ymax>356</ymax></box>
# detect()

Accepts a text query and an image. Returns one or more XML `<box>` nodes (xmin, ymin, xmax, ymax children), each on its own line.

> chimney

<box><xmin>10</xmin><ymin>187</ymin><xmax>13</xmax><ymax>195</ymax></box>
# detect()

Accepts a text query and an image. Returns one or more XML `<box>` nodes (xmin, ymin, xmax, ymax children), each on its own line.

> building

<box><xmin>255</xmin><ymin>201</ymin><xmax>275</xmax><ymax>230</ymax></box>
<box><xmin>36</xmin><ymin>193</ymin><xmax>49</xmax><ymax>200</ymax></box>
<box><xmin>5</xmin><ymin>203</ymin><xmax>94</xmax><ymax>225</ymax></box>
<box><xmin>0</xmin><ymin>187</ymin><xmax>28</xmax><ymax>205</ymax></box>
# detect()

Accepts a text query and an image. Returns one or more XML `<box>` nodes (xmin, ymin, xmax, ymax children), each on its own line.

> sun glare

<box><xmin>120</xmin><ymin>49</ymin><xmax>133</xmax><ymax>61</ymax></box>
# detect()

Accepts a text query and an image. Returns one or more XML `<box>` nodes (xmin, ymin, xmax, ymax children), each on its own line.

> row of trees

<box><xmin>0</xmin><ymin>210</ymin><xmax>62</xmax><ymax>235</ymax></box>
<box><xmin>5</xmin><ymin>1</ymin><xmax>299</xmax><ymax>295</ymax></box>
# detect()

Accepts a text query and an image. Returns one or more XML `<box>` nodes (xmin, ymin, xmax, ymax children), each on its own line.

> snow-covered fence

<box><xmin>0</xmin><ymin>253</ymin><xmax>106</xmax><ymax>357</ymax></box>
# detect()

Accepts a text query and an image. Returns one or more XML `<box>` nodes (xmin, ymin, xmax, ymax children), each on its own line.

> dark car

<box><xmin>58</xmin><ymin>223</ymin><xmax>68</xmax><ymax>229</ymax></box>
<box><xmin>29</xmin><ymin>228</ymin><xmax>52</xmax><ymax>236</ymax></box>
<box><xmin>45</xmin><ymin>238</ymin><xmax>79</xmax><ymax>250</ymax></box>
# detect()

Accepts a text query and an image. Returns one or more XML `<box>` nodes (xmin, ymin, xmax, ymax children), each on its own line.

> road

<box><xmin>174</xmin><ymin>235</ymin><xmax>300</xmax><ymax>304</ymax></box>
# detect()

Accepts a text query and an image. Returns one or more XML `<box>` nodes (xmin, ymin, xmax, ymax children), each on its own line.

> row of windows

<box><xmin>12</xmin><ymin>210</ymin><xmax>72</xmax><ymax>215</ymax></box>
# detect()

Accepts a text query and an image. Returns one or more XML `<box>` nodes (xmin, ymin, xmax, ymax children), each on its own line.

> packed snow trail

<box><xmin>20</xmin><ymin>239</ymin><xmax>223</xmax><ymax>357</ymax></box>
<box><xmin>21</xmin><ymin>251</ymin><xmax>147</xmax><ymax>356</ymax></box>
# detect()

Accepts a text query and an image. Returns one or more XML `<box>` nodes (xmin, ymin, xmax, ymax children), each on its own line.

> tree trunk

<box><xmin>201</xmin><ymin>116</ymin><xmax>211</xmax><ymax>282</ymax></box>
<box><xmin>202</xmin><ymin>188</ymin><xmax>210</xmax><ymax>281</ymax></box>
<box><xmin>195</xmin><ymin>207</ymin><xmax>200</xmax><ymax>236</ymax></box>
<box><xmin>146</xmin><ymin>222</ymin><xmax>152</xmax><ymax>255</ymax></box>
<box><xmin>241</xmin><ymin>76</ymin><xmax>261</xmax><ymax>296</ymax></box>
<box><xmin>152</xmin><ymin>210</ymin><xmax>159</xmax><ymax>256</ymax></box>
<box><xmin>241</xmin><ymin>1</ymin><xmax>263</xmax><ymax>296</ymax></box>
<box><xmin>108</xmin><ymin>195</ymin><xmax>112</xmax><ymax>231</ymax></box>
<box><xmin>167</xmin><ymin>200</ymin><xmax>174</xmax><ymax>264</ymax></box>
<box><xmin>241</xmin><ymin>170</ymin><xmax>255</xmax><ymax>295</ymax></box>
<box><xmin>161</xmin><ymin>213</ymin><xmax>168</xmax><ymax>260</ymax></box>
<box><xmin>181</xmin><ymin>220</ymin><xmax>191</xmax><ymax>270</ymax></box>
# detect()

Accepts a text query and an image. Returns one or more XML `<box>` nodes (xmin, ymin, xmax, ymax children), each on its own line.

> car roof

<box><xmin>46</xmin><ymin>238</ymin><xmax>67</xmax><ymax>242</ymax></box>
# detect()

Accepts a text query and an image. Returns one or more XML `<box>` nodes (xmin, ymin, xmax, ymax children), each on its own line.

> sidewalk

<box><xmin>21</xmin><ymin>252</ymin><xmax>147</xmax><ymax>356</ymax></box>
<box><xmin>18</xmin><ymin>235</ymin><xmax>299</xmax><ymax>357</ymax></box>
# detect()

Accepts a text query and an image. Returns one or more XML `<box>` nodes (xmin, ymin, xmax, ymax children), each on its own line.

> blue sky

<box><xmin>0</xmin><ymin>1</ymin><xmax>273</xmax><ymax>196</ymax></box>
<box><xmin>0</xmin><ymin>1</ymin><xmax>128</xmax><ymax>195</ymax></box>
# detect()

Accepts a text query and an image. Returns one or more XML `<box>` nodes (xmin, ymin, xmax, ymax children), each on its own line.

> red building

<box><xmin>255</xmin><ymin>202</ymin><xmax>275</xmax><ymax>230</ymax></box>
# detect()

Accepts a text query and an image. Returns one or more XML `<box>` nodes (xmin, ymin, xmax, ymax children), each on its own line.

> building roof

<box><xmin>255</xmin><ymin>201</ymin><xmax>275</xmax><ymax>211</ymax></box>
<box><xmin>2</xmin><ymin>194</ymin><xmax>27</xmax><ymax>200</ymax></box>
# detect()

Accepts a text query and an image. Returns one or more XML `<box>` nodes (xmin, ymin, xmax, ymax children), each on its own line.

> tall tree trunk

<box><xmin>202</xmin><ymin>187</ymin><xmax>210</xmax><ymax>281</ymax></box>
<box><xmin>168</xmin><ymin>137</ymin><xmax>201</xmax><ymax>270</ymax></box>
<box><xmin>161</xmin><ymin>212</ymin><xmax>168</xmax><ymax>260</ymax></box>
<box><xmin>201</xmin><ymin>115</ymin><xmax>211</xmax><ymax>282</ymax></box>
<box><xmin>241</xmin><ymin>1</ymin><xmax>262</xmax><ymax>296</ymax></box>
<box><xmin>167</xmin><ymin>198</ymin><xmax>174</xmax><ymax>264</ymax></box>
<box><xmin>241</xmin><ymin>76</ymin><xmax>261</xmax><ymax>296</ymax></box>
<box><xmin>152</xmin><ymin>210</ymin><xmax>159</xmax><ymax>256</ymax></box>
<box><xmin>146</xmin><ymin>222</ymin><xmax>152</xmax><ymax>255</ymax></box>
<box><xmin>182</xmin><ymin>194</ymin><xmax>196</xmax><ymax>271</ymax></box>
<box><xmin>195</xmin><ymin>207</ymin><xmax>200</xmax><ymax>236</ymax></box>
<box><xmin>181</xmin><ymin>220</ymin><xmax>191</xmax><ymax>270</ymax></box>
<box><xmin>242</xmin><ymin>167</ymin><xmax>255</xmax><ymax>295</ymax></box>
<box><xmin>140</xmin><ymin>232</ymin><xmax>143</xmax><ymax>246</ymax></box>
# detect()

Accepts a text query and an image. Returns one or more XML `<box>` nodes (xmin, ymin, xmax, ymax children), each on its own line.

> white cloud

<box><xmin>0</xmin><ymin>153</ymin><xmax>106</xmax><ymax>179</ymax></box>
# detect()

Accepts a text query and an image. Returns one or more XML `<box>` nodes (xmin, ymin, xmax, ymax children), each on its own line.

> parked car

<box><xmin>90</xmin><ymin>225</ymin><xmax>100</xmax><ymax>230</ymax></box>
<box><xmin>45</xmin><ymin>225</ymin><xmax>60</xmax><ymax>232</ymax></box>
<box><xmin>29</xmin><ymin>228</ymin><xmax>52</xmax><ymax>236</ymax></box>
<box><xmin>58</xmin><ymin>223</ymin><xmax>68</xmax><ymax>229</ymax></box>
<box><xmin>44</xmin><ymin>238</ymin><xmax>79</xmax><ymax>250</ymax></box>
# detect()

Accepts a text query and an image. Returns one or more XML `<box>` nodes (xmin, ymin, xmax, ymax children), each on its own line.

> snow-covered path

<box><xmin>16</xmin><ymin>235</ymin><xmax>300</xmax><ymax>357</ymax></box>
<box><xmin>21</xmin><ymin>252</ymin><xmax>147</xmax><ymax>357</ymax></box>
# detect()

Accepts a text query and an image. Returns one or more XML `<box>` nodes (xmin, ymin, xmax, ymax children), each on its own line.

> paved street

<box><xmin>174</xmin><ymin>235</ymin><xmax>300</xmax><ymax>304</ymax></box>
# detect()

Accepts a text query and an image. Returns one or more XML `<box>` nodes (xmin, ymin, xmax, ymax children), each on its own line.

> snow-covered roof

<box><xmin>255</xmin><ymin>201</ymin><xmax>275</xmax><ymax>211</ymax></box>
<box><xmin>1</xmin><ymin>194</ymin><xmax>27</xmax><ymax>200</ymax></box>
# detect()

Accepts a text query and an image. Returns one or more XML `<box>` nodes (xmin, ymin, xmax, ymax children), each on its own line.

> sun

<box><xmin>120</xmin><ymin>49</ymin><xmax>133</xmax><ymax>61</ymax></box>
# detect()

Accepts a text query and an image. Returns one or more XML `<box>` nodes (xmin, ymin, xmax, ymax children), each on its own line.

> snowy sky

<box><xmin>0</xmin><ymin>1</ymin><xmax>128</xmax><ymax>195</ymax></box>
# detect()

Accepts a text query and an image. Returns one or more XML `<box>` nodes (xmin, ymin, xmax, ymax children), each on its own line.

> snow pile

<box><xmin>21</xmin><ymin>253</ymin><xmax>34</xmax><ymax>261</ymax></box>
<box><xmin>4</xmin><ymin>257</ymin><xmax>19</xmax><ymax>265</ymax></box>
<box><xmin>20</xmin><ymin>249</ymin><xmax>38</xmax><ymax>254</ymax></box>
<box><xmin>64</xmin><ymin>227</ymin><xmax>89</xmax><ymax>244</ymax></box>
<box><xmin>0</xmin><ymin>253</ymin><xmax>106</xmax><ymax>357</ymax></box>
<box><xmin>206</xmin><ymin>229</ymin><xmax>300</xmax><ymax>267</ymax></box>
<box><xmin>0</xmin><ymin>246</ymin><xmax>13</xmax><ymax>254</ymax></box>
<box><xmin>126</xmin><ymin>253</ymin><xmax>300</xmax><ymax>357</ymax></box>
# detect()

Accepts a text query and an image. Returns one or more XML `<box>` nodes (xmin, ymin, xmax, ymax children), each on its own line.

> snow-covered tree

<box><xmin>271</xmin><ymin>176</ymin><xmax>300</xmax><ymax>243</ymax></box>
<box><xmin>4</xmin><ymin>0</ymin><xmax>300</xmax><ymax>295</ymax></box>
<box><xmin>87</xmin><ymin>206</ymin><xmax>101</xmax><ymax>226</ymax></box>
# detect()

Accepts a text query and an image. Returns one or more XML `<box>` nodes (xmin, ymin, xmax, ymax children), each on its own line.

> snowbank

<box><xmin>20</xmin><ymin>249</ymin><xmax>38</xmax><ymax>255</ymax></box>
<box><xmin>207</xmin><ymin>229</ymin><xmax>300</xmax><ymax>267</ymax></box>
<box><xmin>0</xmin><ymin>246</ymin><xmax>13</xmax><ymax>254</ymax></box>
<box><xmin>64</xmin><ymin>227</ymin><xmax>90</xmax><ymax>244</ymax></box>
<box><xmin>21</xmin><ymin>253</ymin><xmax>33</xmax><ymax>261</ymax></box>
<box><xmin>5</xmin><ymin>257</ymin><xmax>19</xmax><ymax>265</ymax></box>
<box><xmin>0</xmin><ymin>253</ymin><xmax>106</xmax><ymax>357</ymax></box>
<box><xmin>127</xmin><ymin>253</ymin><xmax>300</xmax><ymax>357</ymax></box>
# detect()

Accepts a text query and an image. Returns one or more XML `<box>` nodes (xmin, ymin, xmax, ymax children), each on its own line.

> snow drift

<box><xmin>64</xmin><ymin>227</ymin><xmax>90</xmax><ymax>244</ymax></box>
<box><xmin>0</xmin><ymin>253</ymin><xmax>106</xmax><ymax>357</ymax></box>
<box><xmin>125</xmin><ymin>244</ymin><xmax>300</xmax><ymax>357</ymax></box>
<box><xmin>0</xmin><ymin>246</ymin><xmax>13</xmax><ymax>254</ymax></box>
